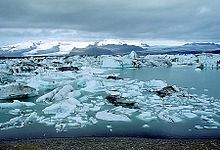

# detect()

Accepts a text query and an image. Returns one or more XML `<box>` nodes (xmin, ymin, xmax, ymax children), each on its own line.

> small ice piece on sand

<box><xmin>183</xmin><ymin>112</ymin><xmax>197</xmax><ymax>119</ymax></box>
<box><xmin>96</xmin><ymin>110</ymin><xmax>131</xmax><ymax>122</ymax></box>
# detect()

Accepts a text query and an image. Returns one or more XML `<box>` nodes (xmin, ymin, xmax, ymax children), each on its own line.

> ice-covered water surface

<box><xmin>0</xmin><ymin>53</ymin><xmax>220</xmax><ymax>139</ymax></box>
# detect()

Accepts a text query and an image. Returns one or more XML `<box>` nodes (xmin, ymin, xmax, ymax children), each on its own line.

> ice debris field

<box><xmin>0</xmin><ymin>51</ymin><xmax>220</xmax><ymax>138</ymax></box>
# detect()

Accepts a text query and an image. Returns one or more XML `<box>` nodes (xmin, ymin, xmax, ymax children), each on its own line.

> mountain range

<box><xmin>0</xmin><ymin>41</ymin><xmax>220</xmax><ymax>57</ymax></box>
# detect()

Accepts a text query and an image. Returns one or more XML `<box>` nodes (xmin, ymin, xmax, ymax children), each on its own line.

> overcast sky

<box><xmin>0</xmin><ymin>0</ymin><xmax>220</xmax><ymax>45</ymax></box>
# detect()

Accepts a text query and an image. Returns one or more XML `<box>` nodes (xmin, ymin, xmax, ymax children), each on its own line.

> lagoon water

<box><xmin>1</xmin><ymin>66</ymin><xmax>220</xmax><ymax>140</ymax></box>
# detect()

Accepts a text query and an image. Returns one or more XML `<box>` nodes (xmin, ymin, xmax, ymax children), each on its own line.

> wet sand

<box><xmin>0</xmin><ymin>137</ymin><xmax>220</xmax><ymax>150</ymax></box>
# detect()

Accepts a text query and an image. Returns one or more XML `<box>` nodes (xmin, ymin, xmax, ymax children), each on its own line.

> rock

<box><xmin>57</xmin><ymin>66</ymin><xmax>79</xmax><ymax>72</ymax></box>
<box><xmin>107</xmin><ymin>76</ymin><xmax>123</xmax><ymax>80</ymax></box>
<box><xmin>131</xmin><ymin>60</ymin><xmax>142</xmax><ymax>68</ymax></box>
<box><xmin>0</xmin><ymin>85</ymin><xmax>38</xmax><ymax>100</ymax></box>
<box><xmin>105</xmin><ymin>95</ymin><xmax>136</xmax><ymax>109</ymax></box>
<box><xmin>196</xmin><ymin>63</ymin><xmax>204</xmax><ymax>70</ymax></box>
<box><xmin>155</xmin><ymin>86</ymin><xmax>178</xmax><ymax>98</ymax></box>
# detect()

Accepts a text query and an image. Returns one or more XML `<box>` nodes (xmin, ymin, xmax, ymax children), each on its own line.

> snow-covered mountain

<box><xmin>0</xmin><ymin>41</ymin><xmax>220</xmax><ymax>57</ymax></box>
<box><xmin>69</xmin><ymin>43</ymin><xmax>145</xmax><ymax>56</ymax></box>
<box><xmin>148</xmin><ymin>42</ymin><xmax>220</xmax><ymax>55</ymax></box>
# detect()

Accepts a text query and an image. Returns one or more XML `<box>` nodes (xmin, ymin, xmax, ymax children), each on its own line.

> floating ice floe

<box><xmin>96</xmin><ymin>110</ymin><xmax>131</xmax><ymax>122</ymax></box>
<box><xmin>0</xmin><ymin>85</ymin><xmax>38</xmax><ymax>100</ymax></box>
<box><xmin>102</xmin><ymin>56</ymin><xmax>123</xmax><ymax>68</ymax></box>
<box><xmin>145</xmin><ymin>80</ymin><xmax>167</xmax><ymax>91</ymax></box>
<box><xmin>0</xmin><ymin>100</ymin><xmax>35</xmax><ymax>109</ymax></box>
<box><xmin>137</xmin><ymin>111</ymin><xmax>156</xmax><ymax>122</ymax></box>
<box><xmin>43</xmin><ymin>98</ymin><xmax>80</xmax><ymax>118</ymax></box>
<box><xmin>36</xmin><ymin>88</ymin><xmax>60</xmax><ymax>103</ymax></box>
<box><xmin>0</xmin><ymin>112</ymin><xmax>42</xmax><ymax>130</ymax></box>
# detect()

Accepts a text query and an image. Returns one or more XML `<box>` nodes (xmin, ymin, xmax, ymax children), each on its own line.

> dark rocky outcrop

<box><xmin>155</xmin><ymin>86</ymin><xmax>178</xmax><ymax>98</ymax></box>
<box><xmin>57</xmin><ymin>66</ymin><xmax>79</xmax><ymax>72</ymax></box>
<box><xmin>105</xmin><ymin>95</ymin><xmax>136</xmax><ymax>109</ymax></box>
<box><xmin>107</xmin><ymin>76</ymin><xmax>123</xmax><ymax>80</ymax></box>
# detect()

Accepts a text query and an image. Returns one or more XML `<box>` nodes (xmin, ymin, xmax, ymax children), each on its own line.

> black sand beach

<box><xmin>1</xmin><ymin>138</ymin><xmax>220</xmax><ymax>150</ymax></box>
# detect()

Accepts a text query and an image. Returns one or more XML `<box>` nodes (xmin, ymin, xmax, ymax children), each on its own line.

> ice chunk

<box><xmin>43</xmin><ymin>98</ymin><xmax>80</xmax><ymax>118</ymax></box>
<box><xmin>0</xmin><ymin>85</ymin><xmax>38</xmax><ymax>100</ymax></box>
<box><xmin>146</xmin><ymin>80</ymin><xmax>167</xmax><ymax>90</ymax></box>
<box><xmin>52</xmin><ymin>84</ymin><xmax>74</xmax><ymax>102</ymax></box>
<box><xmin>83</xmin><ymin>80</ymin><xmax>103</xmax><ymax>92</ymax></box>
<box><xmin>102</xmin><ymin>57</ymin><xmax>123</xmax><ymax>68</ymax></box>
<box><xmin>9</xmin><ymin>109</ymin><xmax>21</xmax><ymax>115</ymax></box>
<box><xmin>0</xmin><ymin>100</ymin><xmax>35</xmax><ymax>109</ymax></box>
<box><xmin>89</xmin><ymin>117</ymin><xmax>98</xmax><ymax>124</ymax></box>
<box><xmin>183</xmin><ymin>112</ymin><xmax>197</xmax><ymax>119</ymax></box>
<box><xmin>0</xmin><ymin>72</ymin><xmax>15</xmax><ymax>85</ymax></box>
<box><xmin>142</xmin><ymin>124</ymin><xmax>150</xmax><ymax>128</ymax></box>
<box><xmin>158</xmin><ymin>111</ymin><xmax>182</xmax><ymax>123</ymax></box>
<box><xmin>204</xmin><ymin>89</ymin><xmax>209</xmax><ymax>92</ymax></box>
<box><xmin>137</xmin><ymin>112</ymin><xmax>156</xmax><ymax>122</ymax></box>
<box><xmin>195</xmin><ymin>68</ymin><xmax>202</xmax><ymax>72</ymax></box>
<box><xmin>128</xmin><ymin>51</ymin><xmax>138</xmax><ymax>59</ymax></box>
<box><xmin>106</xmin><ymin>125</ymin><xmax>113</xmax><ymax>132</ymax></box>
<box><xmin>67</xmin><ymin>90</ymin><xmax>81</xmax><ymax>98</ymax></box>
<box><xmin>36</xmin><ymin>88</ymin><xmax>60</xmax><ymax>103</ymax></box>
<box><xmin>96</xmin><ymin>110</ymin><xmax>131</xmax><ymax>122</ymax></box>
<box><xmin>0</xmin><ymin>112</ymin><xmax>41</xmax><ymax>130</ymax></box>
<box><xmin>113</xmin><ymin>107</ymin><xmax>137</xmax><ymax>116</ymax></box>
<box><xmin>204</xmin><ymin>126</ymin><xmax>218</xmax><ymax>129</ymax></box>
<box><xmin>195</xmin><ymin>125</ymin><xmax>203</xmax><ymax>130</ymax></box>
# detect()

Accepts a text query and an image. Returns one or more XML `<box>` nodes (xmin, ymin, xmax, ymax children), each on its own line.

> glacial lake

<box><xmin>0</xmin><ymin>66</ymin><xmax>220</xmax><ymax>140</ymax></box>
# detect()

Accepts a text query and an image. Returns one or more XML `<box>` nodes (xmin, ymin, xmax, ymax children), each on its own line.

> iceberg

<box><xmin>0</xmin><ymin>85</ymin><xmax>38</xmax><ymax>100</ymax></box>
<box><xmin>0</xmin><ymin>100</ymin><xmax>35</xmax><ymax>109</ymax></box>
<box><xmin>96</xmin><ymin>110</ymin><xmax>131</xmax><ymax>122</ymax></box>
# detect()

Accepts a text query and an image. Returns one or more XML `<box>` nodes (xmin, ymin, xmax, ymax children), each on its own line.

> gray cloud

<box><xmin>0</xmin><ymin>0</ymin><xmax>220</xmax><ymax>42</ymax></box>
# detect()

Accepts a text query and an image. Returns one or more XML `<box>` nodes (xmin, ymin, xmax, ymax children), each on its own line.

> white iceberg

<box><xmin>96</xmin><ymin>110</ymin><xmax>131</xmax><ymax>122</ymax></box>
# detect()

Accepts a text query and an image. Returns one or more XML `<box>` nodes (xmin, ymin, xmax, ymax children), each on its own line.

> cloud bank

<box><xmin>0</xmin><ymin>0</ymin><xmax>220</xmax><ymax>44</ymax></box>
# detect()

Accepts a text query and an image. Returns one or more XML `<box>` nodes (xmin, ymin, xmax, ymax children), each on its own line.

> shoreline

<box><xmin>1</xmin><ymin>137</ymin><xmax>220</xmax><ymax>150</ymax></box>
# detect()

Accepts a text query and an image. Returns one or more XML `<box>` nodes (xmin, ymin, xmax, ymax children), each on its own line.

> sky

<box><xmin>0</xmin><ymin>0</ymin><xmax>220</xmax><ymax>45</ymax></box>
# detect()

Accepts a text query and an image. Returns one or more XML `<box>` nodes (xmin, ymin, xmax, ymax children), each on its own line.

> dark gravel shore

<box><xmin>0</xmin><ymin>137</ymin><xmax>220</xmax><ymax>150</ymax></box>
